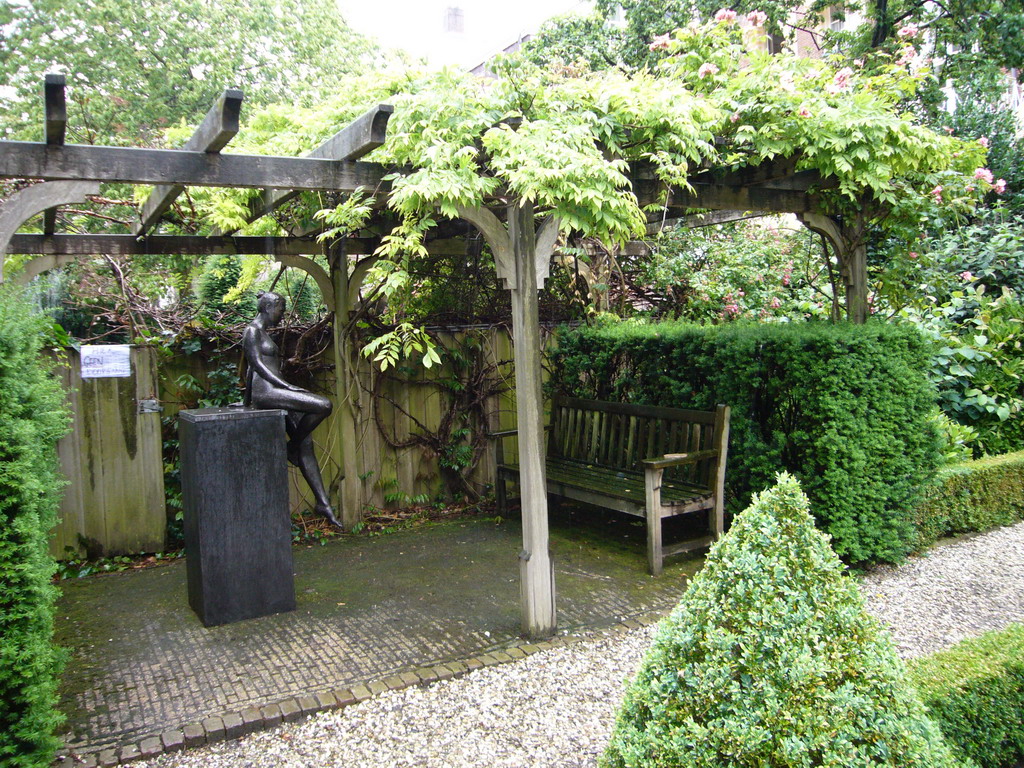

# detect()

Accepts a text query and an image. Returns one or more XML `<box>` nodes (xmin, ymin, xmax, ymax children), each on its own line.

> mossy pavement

<box><xmin>53</xmin><ymin>510</ymin><xmax>704</xmax><ymax>765</ymax></box>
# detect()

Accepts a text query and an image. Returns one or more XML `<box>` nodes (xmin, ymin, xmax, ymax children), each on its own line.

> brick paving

<box><xmin>54</xmin><ymin>514</ymin><xmax>703</xmax><ymax>764</ymax></box>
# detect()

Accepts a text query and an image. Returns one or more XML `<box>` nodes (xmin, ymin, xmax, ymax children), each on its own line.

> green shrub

<box><xmin>909</xmin><ymin>624</ymin><xmax>1024</xmax><ymax>768</ymax></box>
<box><xmin>553</xmin><ymin>321</ymin><xmax>940</xmax><ymax>564</ymax></box>
<box><xmin>0</xmin><ymin>286</ymin><xmax>72</xmax><ymax>766</ymax></box>
<box><xmin>196</xmin><ymin>254</ymin><xmax>258</xmax><ymax>321</ymax></box>
<box><xmin>914</xmin><ymin>450</ymin><xmax>1024</xmax><ymax>549</ymax></box>
<box><xmin>603</xmin><ymin>474</ymin><xmax>963</xmax><ymax>768</ymax></box>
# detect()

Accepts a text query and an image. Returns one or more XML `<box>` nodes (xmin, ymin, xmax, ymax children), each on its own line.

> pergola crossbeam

<box><xmin>42</xmin><ymin>74</ymin><xmax>68</xmax><ymax>235</ymax></box>
<box><xmin>134</xmin><ymin>89</ymin><xmax>243</xmax><ymax>236</ymax></box>
<box><xmin>6</xmin><ymin>233</ymin><xmax>468</xmax><ymax>258</ymax></box>
<box><xmin>241</xmin><ymin>104</ymin><xmax>393</xmax><ymax>230</ymax></box>
<box><xmin>0</xmin><ymin>142</ymin><xmax>389</xmax><ymax>192</ymax></box>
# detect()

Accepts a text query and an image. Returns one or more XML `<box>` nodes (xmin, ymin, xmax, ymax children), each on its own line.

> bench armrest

<box><xmin>641</xmin><ymin>449</ymin><xmax>718</xmax><ymax>470</ymax></box>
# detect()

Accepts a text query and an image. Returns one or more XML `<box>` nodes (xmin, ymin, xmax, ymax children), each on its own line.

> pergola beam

<box><xmin>42</xmin><ymin>74</ymin><xmax>68</xmax><ymax>235</ymax></box>
<box><xmin>6</xmin><ymin>233</ymin><xmax>468</xmax><ymax>258</ymax></box>
<box><xmin>673</xmin><ymin>183</ymin><xmax>816</xmax><ymax>213</ymax></box>
<box><xmin>695</xmin><ymin>154</ymin><xmax>802</xmax><ymax>187</ymax></box>
<box><xmin>134</xmin><ymin>89</ymin><xmax>243</xmax><ymax>236</ymax></box>
<box><xmin>0</xmin><ymin>142</ymin><xmax>389</xmax><ymax>192</ymax></box>
<box><xmin>243</xmin><ymin>104</ymin><xmax>393</xmax><ymax>228</ymax></box>
<box><xmin>44</xmin><ymin>73</ymin><xmax>67</xmax><ymax>146</ymax></box>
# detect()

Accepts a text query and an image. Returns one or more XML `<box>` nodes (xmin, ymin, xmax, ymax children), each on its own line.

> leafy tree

<box><xmin>0</xmin><ymin>0</ymin><xmax>381</xmax><ymax>142</ymax></box>
<box><xmin>519</xmin><ymin>12</ymin><xmax>624</xmax><ymax>72</ymax></box>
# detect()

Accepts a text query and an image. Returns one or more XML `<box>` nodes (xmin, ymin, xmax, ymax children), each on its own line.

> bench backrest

<box><xmin>548</xmin><ymin>396</ymin><xmax>720</xmax><ymax>487</ymax></box>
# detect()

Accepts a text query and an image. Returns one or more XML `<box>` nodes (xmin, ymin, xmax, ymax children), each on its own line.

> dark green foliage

<box><xmin>603</xmin><ymin>474</ymin><xmax>963</xmax><ymax>768</ymax></box>
<box><xmin>552</xmin><ymin>320</ymin><xmax>941</xmax><ymax>563</ymax></box>
<box><xmin>913</xmin><ymin>451</ymin><xmax>1024</xmax><ymax>548</ymax></box>
<box><xmin>195</xmin><ymin>255</ymin><xmax>258</xmax><ymax>322</ymax></box>
<box><xmin>909</xmin><ymin>624</ymin><xmax>1024</xmax><ymax>768</ymax></box>
<box><xmin>940</xmin><ymin>99</ymin><xmax>1024</xmax><ymax>214</ymax></box>
<box><xmin>0</xmin><ymin>286</ymin><xmax>72</xmax><ymax>766</ymax></box>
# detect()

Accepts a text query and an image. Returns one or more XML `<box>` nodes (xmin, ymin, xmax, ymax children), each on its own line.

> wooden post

<box><xmin>798</xmin><ymin>212</ymin><xmax>868</xmax><ymax>324</ymax></box>
<box><xmin>328</xmin><ymin>241</ymin><xmax>362</xmax><ymax>528</ymax></box>
<box><xmin>508</xmin><ymin>202</ymin><xmax>557</xmax><ymax>638</ymax></box>
<box><xmin>644</xmin><ymin>467</ymin><xmax>664</xmax><ymax>576</ymax></box>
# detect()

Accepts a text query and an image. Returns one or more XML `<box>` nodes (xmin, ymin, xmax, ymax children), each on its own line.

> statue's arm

<box><xmin>242</xmin><ymin>326</ymin><xmax>301</xmax><ymax>392</ymax></box>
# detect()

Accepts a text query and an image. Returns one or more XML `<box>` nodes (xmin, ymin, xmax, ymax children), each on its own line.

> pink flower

<box><xmin>994</xmin><ymin>179</ymin><xmax>1007</xmax><ymax>194</ymax></box>
<box><xmin>798</xmin><ymin>107</ymin><xmax>812</xmax><ymax>118</ymax></box>
<box><xmin>770</xmin><ymin>297</ymin><xmax>781</xmax><ymax>308</ymax></box>
<box><xmin>909</xmin><ymin>251</ymin><xmax>918</xmax><ymax>259</ymax></box>
<box><xmin>746</xmin><ymin>10</ymin><xmax>768</xmax><ymax>25</ymax></box>
<box><xmin>966</xmin><ymin>184</ymin><xmax>976</xmax><ymax>192</ymax></box>
<box><xmin>698</xmin><ymin>62</ymin><xmax>720</xmax><ymax>78</ymax></box>
<box><xmin>961</xmin><ymin>271</ymin><xmax>973</xmax><ymax>280</ymax></box>
<box><xmin>930</xmin><ymin>184</ymin><xmax>943</xmax><ymax>201</ymax></box>
<box><xmin>897</xmin><ymin>23</ymin><xmax>919</xmax><ymax>38</ymax></box>
<box><xmin>730</xmin><ymin>112</ymin><xmax>741</xmax><ymax>122</ymax></box>
<box><xmin>649</xmin><ymin>33</ymin><xmax>672</xmax><ymax>51</ymax></box>
<box><xmin>827</xmin><ymin>67</ymin><xmax>854</xmax><ymax>93</ymax></box>
<box><xmin>978</xmin><ymin>136</ymin><xmax>990</xmax><ymax>148</ymax></box>
<box><xmin>974</xmin><ymin>167</ymin><xmax>994</xmax><ymax>183</ymax></box>
<box><xmin>944</xmin><ymin>126</ymin><xmax>955</xmax><ymax>134</ymax></box>
<box><xmin>897</xmin><ymin>44</ymin><xmax>917</xmax><ymax>66</ymax></box>
<box><xmin>714</xmin><ymin>8</ymin><xmax>737</xmax><ymax>23</ymax></box>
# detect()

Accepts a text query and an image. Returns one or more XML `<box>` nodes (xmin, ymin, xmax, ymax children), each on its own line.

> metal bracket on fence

<box><xmin>138</xmin><ymin>399</ymin><xmax>163</xmax><ymax>414</ymax></box>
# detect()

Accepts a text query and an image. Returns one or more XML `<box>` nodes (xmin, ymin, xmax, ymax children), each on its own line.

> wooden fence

<box><xmin>52</xmin><ymin>327</ymin><xmax>545</xmax><ymax>558</ymax></box>
<box><xmin>51</xmin><ymin>346</ymin><xmax>166</xmax><ymax>558</ymax></box>
<box><xmin>160</xmin><ymin>327</ymin><xmax>525</xmax><ymax>515</ymax></box>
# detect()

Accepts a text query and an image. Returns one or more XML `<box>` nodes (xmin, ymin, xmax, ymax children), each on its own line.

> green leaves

<box><xmin>361</xmin><ymin>323</ymin><xmax>442</xmax><ymax>371</ymax></box>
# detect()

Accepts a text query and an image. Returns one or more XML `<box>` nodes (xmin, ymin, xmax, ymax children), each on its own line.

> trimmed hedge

<box><xmin>909</xmin><ymin>624</ymin><xmax>1024</xmax><ymax>768</ymax></box>
<box><xmin>553</xmin><ymin>321</ymin><xmax>941</xmax><ymax>564</ymax></box>
<box><xmin>603</xmin><ymin>474</ymin><xmax>963</xmax><ymax>768</ymax></box>
<box><xmin>914</xmin><ymin>451</ymin><xmax>1024</xmax><ymax>549</ymax></box>
<box><xmin>0</xmin><ymin>287</ymin><xmax>71</xmax><ymax>767</ymax></box>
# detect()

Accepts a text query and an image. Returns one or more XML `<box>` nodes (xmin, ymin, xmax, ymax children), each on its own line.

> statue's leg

<box><xmin>294</xmin><ymin>436</ymin><xmax>342</xmax><ymax>528</ymax></box>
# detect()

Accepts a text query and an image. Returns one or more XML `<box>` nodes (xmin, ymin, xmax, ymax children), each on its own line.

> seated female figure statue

<box><xmin>243</xmin><ymin>291</ymin><xmax>342</xmax><ymax>528</ymax></box>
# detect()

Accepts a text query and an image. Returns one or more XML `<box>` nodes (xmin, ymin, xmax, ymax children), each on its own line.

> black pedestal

<box><xmin>179</xmin><ymin>407</ymin><xmax>295</xmax><ymax>627</ymax></box>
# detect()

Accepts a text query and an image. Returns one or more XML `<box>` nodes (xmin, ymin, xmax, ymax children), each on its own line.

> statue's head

<box><xmin>256</xmin><ymin>291</ymin><xmax>285</xmax><ymax>325</ymax></box>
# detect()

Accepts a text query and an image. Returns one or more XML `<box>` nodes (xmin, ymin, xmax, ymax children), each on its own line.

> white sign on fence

<box><xmin>80</xmin><ymin>345</ymin><xmax>132</xmax><ymax>378</ymax></box>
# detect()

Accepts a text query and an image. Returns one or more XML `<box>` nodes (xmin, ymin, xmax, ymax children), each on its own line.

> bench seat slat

<box><xmin>499</xmin><ymin>458</ymin><xmax>712</xmax><ymax>505</ymax></box>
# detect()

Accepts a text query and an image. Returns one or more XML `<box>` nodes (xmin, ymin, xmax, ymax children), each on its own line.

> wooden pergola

<box><xmin>0</xmin><ymin>77</ymin><xmax>868</xmax><ymax>638</ymax></box>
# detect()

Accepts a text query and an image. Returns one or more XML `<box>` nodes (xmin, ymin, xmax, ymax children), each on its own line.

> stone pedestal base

<box><xmin>179</xmin><ymin>408</ymin><xmax>295</xmax><ymax>627</ymax></box>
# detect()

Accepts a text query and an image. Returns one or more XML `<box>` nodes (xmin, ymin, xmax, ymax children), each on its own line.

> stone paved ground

<box><xmin>54</xmin><ymin>511</ymin><xmax>704</xmax><ymax>756</ymax></box>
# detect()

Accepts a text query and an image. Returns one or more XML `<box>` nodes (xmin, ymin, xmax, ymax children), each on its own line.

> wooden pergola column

<box><xmin>327</xmin><ymin>240</ymin><xmax>363</xmax><ymax>529</ymax></box>
<box><xmin>458</xmin><ymin>200</ymin><xmax>559</xmax><ymax>639</ymax></box>
<box><xmin>798</xmin><ymin>212</ymin><xmax>869</xmax><ymax>324</ymax></box>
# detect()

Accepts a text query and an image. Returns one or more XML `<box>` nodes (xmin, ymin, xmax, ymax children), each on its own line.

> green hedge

<box><xmin>914</xmin><ymin>451</ymin><xmax>1024</xmax><ymax>549</ymax></box>
<box><xmin>0</xmin><ymin>287</ymin><xmax>71</xmax><ymax>767</ymax></box>
<box><xmin>909</xmin><ymin>624</ymin><xmax>1024</xmax><ymax>768</ymax></box>
<box><xmin>552</xmin><ymin>321</ymin><xmax>941</xmax><ymax>564</ymax></box>
<box><xmin>603</xmin><ymin>474</ymin><xmax>963</xmax><ymax>768</ymax></box>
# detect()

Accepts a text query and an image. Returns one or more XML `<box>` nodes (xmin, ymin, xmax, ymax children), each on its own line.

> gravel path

<box><xmin>139</xmin><ymin>520</ymin><xmax>1024</xmax><ymax>768</ymax></box>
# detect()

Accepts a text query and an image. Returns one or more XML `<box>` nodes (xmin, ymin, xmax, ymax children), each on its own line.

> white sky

<box><xmin>337</xmin><ymin>0</ymin><xmax>593</xmax><ymax>69</ymax></box>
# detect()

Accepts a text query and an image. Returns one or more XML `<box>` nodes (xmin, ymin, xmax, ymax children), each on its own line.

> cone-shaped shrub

<box><xmin>603</xmin><ymin>474</ymin><xmax>967</xmax><ymax>768</ymax></box>
<box><xmin>0</xmin><ymin>287</ymin><xmax>70</xmax><ymax>766</ymax></box>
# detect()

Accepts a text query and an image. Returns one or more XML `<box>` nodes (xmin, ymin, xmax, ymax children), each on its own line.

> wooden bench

<box><xmin>493</xmin><ymin>396</ymin><xmax>730</xmax><ymax>575</ymax></box>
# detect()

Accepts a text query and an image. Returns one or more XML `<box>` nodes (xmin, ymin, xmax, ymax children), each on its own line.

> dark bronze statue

<box><xmin>242</xmin><ymin>291</ymin><xmax>342</xmax><ymax>528</ymax></box>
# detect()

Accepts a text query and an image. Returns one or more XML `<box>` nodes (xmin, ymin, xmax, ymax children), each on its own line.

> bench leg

<box><xmin>644</xmin><ymin>467</ymin><xmax>664</xmax><ymax>576</ymax></box>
